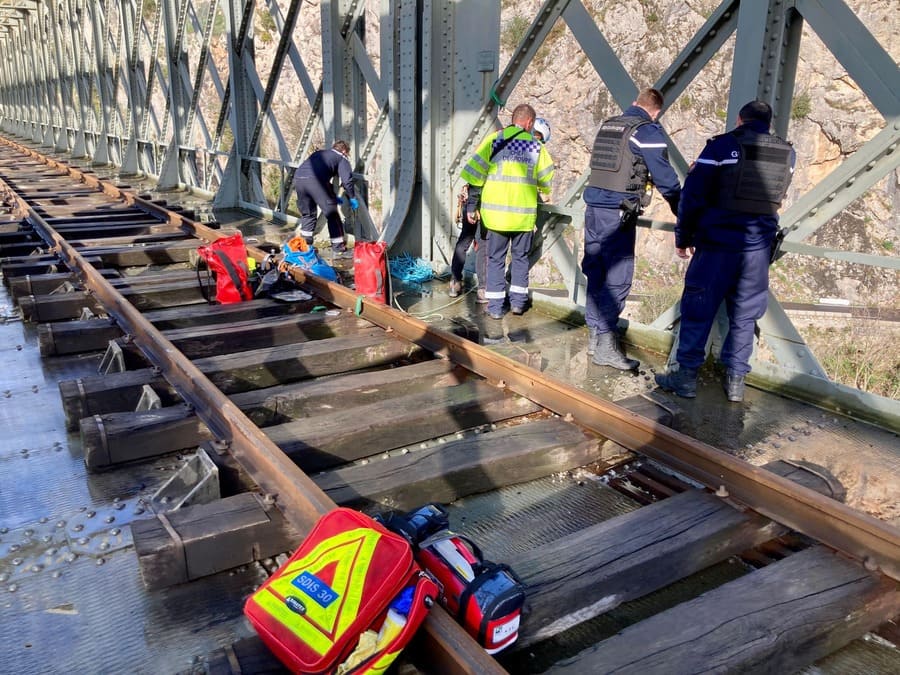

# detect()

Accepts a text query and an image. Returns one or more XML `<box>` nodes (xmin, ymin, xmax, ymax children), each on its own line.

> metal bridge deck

<box><xmin>1</xmin><ymin>183</ymin><xmax>898</xmax><ymax>673</ymax></box>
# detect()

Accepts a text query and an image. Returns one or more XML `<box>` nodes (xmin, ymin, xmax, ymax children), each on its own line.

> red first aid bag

<box><xmin>353</xmin><ymin>241</ymin><xmax>388</xmax><ymax>304</ymax></box>
<box><xmin>196</xmin><ymin>232</ymin><xmax>253</xmax><ymax>304</ymax></box>
<box><xmin>244</xmin><ymin>508</ymin><xmax>439</xmax><ymax>674</ymax></box>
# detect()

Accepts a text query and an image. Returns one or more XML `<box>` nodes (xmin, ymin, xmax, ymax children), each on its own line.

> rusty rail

<box><xmin>0</xmin><ymin>138</ymin><xmax>505</xmax><ymax>675</ymax></box>
<box><xmin>2</xmin><ymin>136</ymin><xmax>899</xmax><ymax>650</ymax></box>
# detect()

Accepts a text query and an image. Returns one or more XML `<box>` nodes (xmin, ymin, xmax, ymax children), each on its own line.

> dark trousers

<box><xmin>676</xmin><ymin>247</ymin><xmax>770</xmax><ymax>375</ymax></box>
<box><xmin>485</xmin><ymin>229</ymin><xmax>533</xmax><ymax>314</ymax></box>
<box><xmin>295</xmin><ymin>177</ymin><xmax>344</xmax><ymax>242</ymax></box>
<box><xmin>581</xmin><ymin>205</ymin><xmax>636</xmax><ymax>335</ymax></box>
<box><xmin>451</xmin><ymin>217</ymin><xmax>487</xmax><ymax>288</ymax></box>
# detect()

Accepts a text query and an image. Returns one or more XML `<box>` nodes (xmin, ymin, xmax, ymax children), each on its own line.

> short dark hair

<box><xmin>738</xmin><ymin>100</ymin><xmax>772</xmax><ymax>126</ymax></box>
<box><xmin>332</xmin><ymin>140</ymin><xmax>350</xmax><ymax>155</ymax></box>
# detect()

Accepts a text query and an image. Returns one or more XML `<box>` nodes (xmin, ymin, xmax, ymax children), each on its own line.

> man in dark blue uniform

<box><xmin>294</xmin><ymin>140</ymin><xmax>359</xmax><ymax>254</ymax></box>
<box><xmin>655</xmin><ymin>100</ymin><xmax>795</xmax><ymax>402</ymax></box>
<box><xmin>582</xmin><ymin>88</ymin><xmax>681</xmax><ymax>370</ymax></box>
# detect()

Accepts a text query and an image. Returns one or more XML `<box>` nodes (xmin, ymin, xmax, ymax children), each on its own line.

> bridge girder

<box><xmin>0</xmin><ymin>0</ymin><xmax>896</xmax><ymax>427</ymax></box>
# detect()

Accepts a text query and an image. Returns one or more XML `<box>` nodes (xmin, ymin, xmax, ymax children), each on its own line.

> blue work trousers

<box><xmin>485</xmin><ymin>229</ymin><xmax>533</xmax><ymax>314</ymax></box>
<box><xmin>451</xmin><ymin>217</ymin><xmax>487</xmax><ymax>288</ymax></box>
<box><xmin>581</xmin><ymin>205</ymin><xmax>636</xmax><ymax>335</ymax></box>
<box><xmin>676</xmin><ymin>247</ymin><xmax>770</xmax><ymax>375</ymax></box>
<box><xmin>295</xmin><ymin>177</ymin><xmax>344</xmax><ymax>243</ymax></box>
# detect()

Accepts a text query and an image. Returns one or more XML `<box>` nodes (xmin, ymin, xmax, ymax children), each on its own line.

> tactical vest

<box><xmin>588</xmin><ymin>115</ymin><xmax>650</xmax><ymax>194</ymax></box>
<box><xmin>716</xmin><ymin>128</ymin><xmax>793</xmax><ymax>214</ymax></box>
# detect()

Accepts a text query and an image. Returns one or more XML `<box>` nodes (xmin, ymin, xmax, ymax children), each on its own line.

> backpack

<box><xmin>244</xmin><ymin>508</ymin><xmax>439</xmax><ymax>674</ymax></box>
<box><xmin>353</xmin><ymin>241</ymin><xmax>388</xmax><ymax>304</ymax></box>
<box><xmin>196</xmin><ymin>232</ymin><xmax>254</xmax><ymax>304</ymax></box>
<box><xmin>379</xmin><ymin>504</ymin><xmax>526</xmax><ymax>655</ymax></box>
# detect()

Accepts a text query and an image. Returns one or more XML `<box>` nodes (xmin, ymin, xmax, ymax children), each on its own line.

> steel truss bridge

<box><xmin>0</xmin><ymin>0</ymin><xmax>897</xmax><ymax>427</ymax></box>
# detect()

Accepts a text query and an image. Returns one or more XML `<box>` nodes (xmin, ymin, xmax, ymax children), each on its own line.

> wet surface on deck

<box><xmin>0</xmin><ymin>290</ymin><xmax>265</xmax><ymax>674</ymax></box>
<box><xmin>1</xmin><ymin>174</ymin><xmax>897</xmax><ymax>672</ymax></box>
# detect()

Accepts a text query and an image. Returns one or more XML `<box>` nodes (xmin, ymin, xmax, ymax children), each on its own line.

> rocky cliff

<box><xmin>235</xmin><ymin>1</ymin><xmax>897</xmax><ymax>305</ymax></box>
<box><xmin>500</xmin><ymin>0</ymin><xmax>898</xmax><ymax>306</ymax></box>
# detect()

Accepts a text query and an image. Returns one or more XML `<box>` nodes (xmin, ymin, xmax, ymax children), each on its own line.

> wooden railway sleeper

<box><xmin>3</xmin><ymin>139</ymin><xmax>899</xmax><ymax>674</ymax></box>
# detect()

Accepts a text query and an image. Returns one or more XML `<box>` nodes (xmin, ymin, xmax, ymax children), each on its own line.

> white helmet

<box><xmin>533</xmin><ymin>117</ymin><xmax>551</xmax><ymax>143</ymax></box>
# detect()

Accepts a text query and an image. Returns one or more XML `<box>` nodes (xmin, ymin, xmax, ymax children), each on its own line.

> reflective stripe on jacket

<box><xmin>460</xmin><ymin>125</ymin><xmax>554</xmax><ymax>232</ymax></box>
<box><xmin>676</xmin><ymin>119</ymin><xmax>795</xmax><ymax>252</ymax></box>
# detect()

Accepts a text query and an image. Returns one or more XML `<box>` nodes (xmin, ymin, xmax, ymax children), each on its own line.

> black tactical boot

<box><xmin>586</xmin><ymin>328</ymin><xmax>599</xmax><ymax>356</ymax></box>
<box><xmin>592</xmin><ymin>332</ymin><xmax>639</xmax><ymax>370</ymax></box>
<box><xmin>332</xmin><ymin>242</ymin><xmax>352</xmax><ymax>259</ymax></box>
<box><xmin>724</xmin><ymin>371</ymin><xmax>746</xmax><ymax>402</ymax></box>
<box><xmin>655</xmin><ymin>366</ymin><xmax>698</xmax><ymax>398</ymax></box>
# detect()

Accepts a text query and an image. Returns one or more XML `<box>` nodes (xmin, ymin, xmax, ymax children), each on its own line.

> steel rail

<box><xmin>0</xmin><ymin>139</ymin><xmax>506</xmax><ymax>675</ymax></box>
<box><xmin>5</xmin><ymin>139</ymin><xmax>900</xmax><ymax>583</ymax></box>
<box><xmin>306</xmin><ymin>276</ymin><xmax>900</xmax><ymax>582</ymax></box>
<box><xmin>3</xmin><ymin>136</ymin><xmax>899</xmax><ymax>645</ymax></box>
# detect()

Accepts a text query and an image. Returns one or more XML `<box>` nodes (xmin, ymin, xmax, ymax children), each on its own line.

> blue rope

<box><xmin>389</xmin><ymin>253</ymin><xmax>433</xmax><ymax>284</ymax></box>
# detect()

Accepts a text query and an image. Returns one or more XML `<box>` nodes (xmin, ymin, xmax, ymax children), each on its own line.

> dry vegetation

<box><xmin>799</xmin><ymin>320</ymin><xmax>900</xmax><ymax>399</ymax></box>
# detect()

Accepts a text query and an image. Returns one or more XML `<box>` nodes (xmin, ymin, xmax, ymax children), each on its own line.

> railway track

<box><xmin>1</xmin><ymin>137</ymin><xmax>899</xmax><ymax>674</ymax></box>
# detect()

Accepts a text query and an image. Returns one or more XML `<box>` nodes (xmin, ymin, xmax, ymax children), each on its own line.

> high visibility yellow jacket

<box><xmin>460</xmin><ymin>125</ymin><xmax>554</xmax><ymax>233</ymax></box>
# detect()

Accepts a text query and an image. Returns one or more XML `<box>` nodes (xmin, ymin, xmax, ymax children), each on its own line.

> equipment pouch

<box><xmin>379</xmin><ymin>503</ymin><xmax>526</xmax><ymax>655</ymax></box>
<box><xmin>619</xmin><ymin>199</ymin><xmax>640</xmax><ymax>229</ymax></box>
<box><xmin>770</xmin><ymin>227</ymin><xmax>786</xmax><ymax>264</ymax></box>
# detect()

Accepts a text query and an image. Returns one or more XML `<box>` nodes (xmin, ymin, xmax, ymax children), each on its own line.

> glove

<box><xmin>335</xmin><ymin>197</ymin><xmax>344</xmax><ymax>205</ymax></box>
<box><xmin>349</xmin><ymin>198</ymin><xmax>359</xmax><ymax>210</ymax></box>
<box><xmin>666</xmin><ymin>194</ymin><xmax>680</xmax><ymax>217</ymax></box>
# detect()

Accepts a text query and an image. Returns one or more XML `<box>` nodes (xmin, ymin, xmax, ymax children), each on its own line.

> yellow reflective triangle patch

<box><xmin>264</xmin><ymin>527</ymin><xmax>382</xmax><ymax>643</ymax></box>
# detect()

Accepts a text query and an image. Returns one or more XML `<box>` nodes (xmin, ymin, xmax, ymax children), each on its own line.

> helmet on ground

<box><xmin>533</xmin><ymin>117</ymin><xmax>551</xmax><ymax>143</ymax></box>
